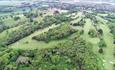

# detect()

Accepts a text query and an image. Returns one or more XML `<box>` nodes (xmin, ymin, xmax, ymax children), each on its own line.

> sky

<box><xmin>0</xmin><ymin>0</ymin><xmax>115</xmax><ymax>3</ymax></box>
<box><xmin>80</xmin><ymin>0</ymin><xmax>115</xmax><ymax>2</ymax></box>
<box><xmin>62</xmin><ymin>0</ymin><xmax>115</xmax><ymax>2</ymax></box>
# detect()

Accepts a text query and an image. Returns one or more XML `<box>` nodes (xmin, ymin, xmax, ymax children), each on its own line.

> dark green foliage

<box><xmin>113</xmin><ymin>64</ymin><xmax>115</xmax><ymax>70</ymax></box>
<box><xmin>114</xmin><ymin>40</ymin><xmax>115</xmax><ymax>44</ymax></box>
<box><xmin>33</xmin><ymin>37</ymin><xmax>103</xmax><ymax>70</ymax></box>
<box><xmin>0</xmin><ymin>37</ymin><xmax>103</xmax><ymax>70</ymax></box>
<box><xmin>2</xmin><ymin>15</ymin><xmax>69</xmax><ymax>45</ymax></box>
<box><xmin>109</xmin><ymin>23</ymin><xmax>115</xmax><ymax>36</ymax></box>
<box><xmin>14</xmin><ymin>16</ymin><xmax>20</xmax><ymax>21</ymax></box>
<box><xmin>3</xmin><ymin>22</ymin><xmax>42</xmax><ymax>45</ymax></box>
<box><xmin>0</xmin><ymin>12</ymin><xmax>72</xmax><ymax>46</ymax></box>
<box><xmin>99</xmin><ymin>39</ymin><xmax>107</xmax><ymax>48</ymax></box>
<box><xmin>98</xmin><ymin>29</ymin><xmax>103</xmax><ymax>35</ymax></box>
<box><xmin>24</xmin><ymin>13</ymin><xmax>38</xmax><ymax>19</ymax></box>
<box><xmin>88</xmin><ymin>29</ymin><xmax>97</xmax><ymax>38</ymax></box>
<box><xmin>104</xmin><ymin>14</ymin><xmax>115</xmax><ymax>22</ymax></box>
<box><xmin>29</xmin><ymin>18</ymin><xmax>34</xmax><ymax>22</ymax></box>
<box><xmin>43</xmin><ymin>14</ymin><xmax>71</xmax><ymax>25</ymax></box>
<box><xmin>32</xmin><ymin>24</ymin><xmax>76</xmax><ymax>42</ymax></box>
<box><xmin>54</xmin><ymin>13</ymin><xmax>72</xmax><ymax>23</ymax></box>
<box><xmin>71</xmin><ymin>19</ymin><xmax>85</xmax><ymax>27</ymax></box>
<box><xmin>84</xmin><ymin>12</ymin><xmax>96</xmax><ymax>20</ymax></box>
<box><xmin>113</xmin><ymin>49</ymin><xmax>115</xmax><ymax>57</ymax></box>
<box><xmin>98</xmin><ymin>48</ymin><xmax>104</xmax><ymax>54</ymax></box>
<box><xmin>0</xmin><ymin>21</ymin><xmax>8</xmax><ymax>33</ymax></box>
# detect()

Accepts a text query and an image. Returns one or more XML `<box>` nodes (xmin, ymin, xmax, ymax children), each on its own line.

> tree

<box><xmin>32</xmin><ymin>24</ymin><xmax>76</xmax><ymax>42</ymax></box>
<box><xmin>113</xmin><ymin>40</ymin><xmax>115</xmax><ymax>44</ymax></box>
<box><xmin>98</xmin><ymin>48</ymin><xmax>104</xmax><ymax>54</ymax></box>
<box><xmin>16</xmin><ymin>56</ymin><xmax>31</xmax><ymax>65</ymax></box>
<box><xmin>88</xmin><ymin>29</ymin><xmax>97</xmax><ymax>38</ymax></box>
<box><xmin>4</xmin><ymin>65</ymin><xmax>17</xmax><ymax>70</ymax></box>
<box><xmin>14</xmin><ymin>16</ymin><xmax>20</xmax><ymax>21</ymax></box>
<box><xmin>98</xmin><ymin>29</ymin><xmax>103</xmax><ymax>35</ymax></box>
<box><xmin>99</xmin><ymin>39</ymin><xmax>107</xmax><ymax>48</ymax></box>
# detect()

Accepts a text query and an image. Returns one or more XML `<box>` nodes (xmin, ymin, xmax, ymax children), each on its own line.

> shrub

<box><xmin>98</xmin><ymin>29</ymin><xmax>103</xmax><ymax>35</ymax></box>
<box><xmin>88</xmin><ymin>29</ymin><xmax>97</xmax><ymax>38</ymax></box>
<box><xmin>98</xmin><ymin>48</ymin><xmax>104</xmax><ymax>54</ymax></box>
<box><xmin>99</xmin><ymin>39</ymin><xmax>107</xmax><ymax>48</ymax></box>
<box><xmin>14</xmin><ymin>16</ymin><xmax>20</xmax><ymax>21</ymax></box>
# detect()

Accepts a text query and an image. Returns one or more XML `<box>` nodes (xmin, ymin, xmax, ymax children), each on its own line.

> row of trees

<box><xmin>0</xmin><ymin>13</ymin><xmax>26</xmax><ymax>33</ymax></box>
<box><xmin>43</xmin><ymin>14</ymin><xmax>71</xmax><ymax>25</ymax></box>
<box><xmin>1</xmin><ymin>13</ymin><xmax>71</xmax><ymax>45</ymax></box>
<box><xmin>71</xmin><ymin>18</ymin><xmax>85</xmax><ymax>27</ymax></box>
<box><xmin>108</xmin><ymin>21</ymin><xmax>115</xmax><ymax>58</ymax></box>
<box><xmin>106</xmin><ymin>15</ymin><xmax>115</xmax><ymax>69</ymax></box>
<box><xmin>32</xmin><ymin>24</ymin><xmax>76</xmax><ymax>43</ymax></box>
<box><xmin>84</xmin><ymin>12</ymin><xmax>107</xmax><ymax>54</ymax></box>
<box><xmin>0</xmin><ymin>21</ymin><xmax>8</xmax><ymax>33</ymax></box>
<box><xmin>3</xmin><ymin>20</ymin><xmax>50</xmax><ymax>45</ymax></box>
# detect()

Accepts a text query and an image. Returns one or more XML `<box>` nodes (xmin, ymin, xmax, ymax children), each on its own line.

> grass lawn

<box><xmin>83</xmin><ymin>16</ymin><xmax>115</xmax><ymax>70</ymax></box>
<box><xmin>98</xmin><ymin>23</ymin><xmax>115</xmax><ymax>70</ymax></box>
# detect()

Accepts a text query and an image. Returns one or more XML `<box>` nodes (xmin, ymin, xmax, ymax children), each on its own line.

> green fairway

<box><xmin>83</xmin><ymin>16</ymin><xmax>115</xmax><ymax>70</ymax></box>
<box><xmin>99</xmin><ymin>23</ymin><xmax>115</xmax><ymax>70</ymax></box>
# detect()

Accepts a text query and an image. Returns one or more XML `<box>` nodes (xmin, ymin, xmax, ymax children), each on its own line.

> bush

<box><xmin>98</xmin><ymin>29</ymin><xmax>103</xmax><ymax>35</ymax></box>
<box><xmin>71</xmin><ymin>19</ymin><xmax>85</xmax><ymax>27</ymax></box>
<box><xmin>3</xmin><ymin>15</ymin><xmax>64</xmax><ymax>45</ymax></box>
<box><xmin>99</xmin><ymin>39</ymin><xmax>107</xmax><ymax>48</ymax></box>
<box><xmin>98</xmin><ymin>48</ymin><xmax>104</xmax><ymax>54</ymax></box>
<box><xmin>0</xmin><ymin>23</ymin><xmax>8</xmax><ymax>33</ymax></box>
<box><xmin>88</xmin><ymin>29</ymin><xmax>97</xmax><ymax>38</ymax></box>
<box><xmin>14</xmin><ymin>16</ymin><xmax>20</xmax><ymax>21</ymax></box>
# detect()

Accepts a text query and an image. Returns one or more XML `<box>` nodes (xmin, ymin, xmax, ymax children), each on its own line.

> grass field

<box><xmin>83</xmin><ymin>16</ymin><xmax>115</xmax><ymax>70</ymax></box>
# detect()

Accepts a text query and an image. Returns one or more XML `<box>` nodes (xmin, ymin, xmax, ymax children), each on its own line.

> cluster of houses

<box><xmin>32</xmin><ymin>1</ymin><xmax>115</xmax><ymax>12</ymax></box>
<box><xmin>74</xmin><ymin>2</ymin><xmax>115</xmax><ymax>12</ymax></box>
<box><xmin>1</xmin><ymin>1</ymin><xmax>115</xmax><ymax>14</ymax></box>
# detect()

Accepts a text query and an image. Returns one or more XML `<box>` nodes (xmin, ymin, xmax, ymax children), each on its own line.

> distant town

<box><xmin>0</xmin><ymin>0</ymin><xmax>115</xmax><ymax>14</ymax></box>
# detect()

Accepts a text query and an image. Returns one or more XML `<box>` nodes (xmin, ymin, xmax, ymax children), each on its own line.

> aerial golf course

<box><xmin>0</xmin><ymin>8</ymin><xmax>115</xmax><ymax>70</ymax></box>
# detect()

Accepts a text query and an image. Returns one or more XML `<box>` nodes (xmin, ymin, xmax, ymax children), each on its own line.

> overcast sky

<box><xmin>0</xmin><ymin>0</ymin><xmax>115</xmax><ymax>2</ymax></box>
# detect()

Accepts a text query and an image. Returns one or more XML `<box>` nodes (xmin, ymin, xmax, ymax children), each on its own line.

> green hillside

<box><xmin>0</xmin><ymin>9</ymin><xmax>115</xmax><ymax>70</ymax></box>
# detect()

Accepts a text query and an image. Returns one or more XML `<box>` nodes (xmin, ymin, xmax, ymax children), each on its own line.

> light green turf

<box><xmin>98</xmin><ymin>13</ymin><xmax>108</xmax><ymax>17</ymax></box>
<box><xmin>83</xmin><ymin>19</ymin><xmax>100</xmax><ymax>44</ymax></box>
<box><xmin>83</xmin><ymin>16</ymin><xmax>115</xmax><ymax>70</ymax></box>
<box><xmin>98</xmin><ymin>22</ymin><xmax>115</xmax><ymax>70</ymax></box>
